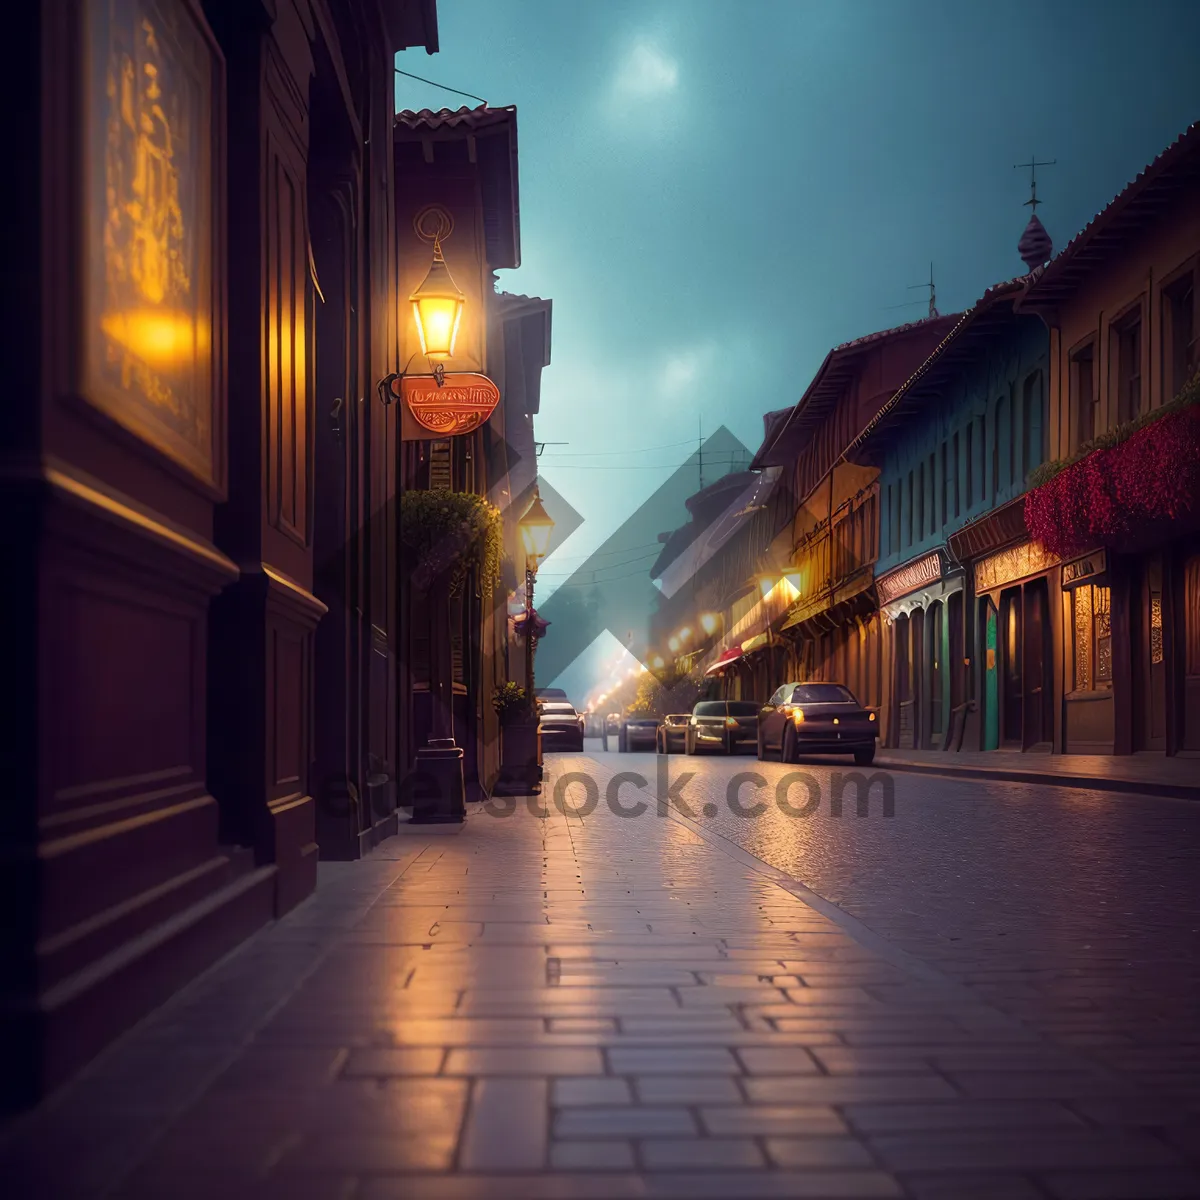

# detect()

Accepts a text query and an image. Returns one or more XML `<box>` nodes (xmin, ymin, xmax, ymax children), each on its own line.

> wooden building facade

<box><xmin>1017</xmin><ymin>123</ymin><xmax>1200</xmax><ymax>757</ymax></box>
<box><xmin>3</xmin><ymin>0</ymin><xmax>438</xmax><ymax>1108</ymax></box>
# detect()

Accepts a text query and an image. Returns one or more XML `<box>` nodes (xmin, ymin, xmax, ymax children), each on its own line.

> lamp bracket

<box><xmin>413</xmin><ymin>205</ymin><xmax>454</xmax><ymax>245</ymax></box>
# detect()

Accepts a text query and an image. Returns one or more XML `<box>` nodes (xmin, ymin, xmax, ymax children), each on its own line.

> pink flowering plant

<box><xmin>1025</xmin><ymin>373</ymin><xmax>1200</xmax><ymax>558</ymax></box>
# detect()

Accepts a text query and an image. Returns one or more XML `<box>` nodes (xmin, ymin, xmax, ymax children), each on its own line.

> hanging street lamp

<box><xmin>410</xmin><ymin>235</ymin><xmax>465</xmax><ymax>368</ymax></box>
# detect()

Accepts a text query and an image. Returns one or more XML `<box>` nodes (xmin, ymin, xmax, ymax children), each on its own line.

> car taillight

<box><xmin>869</xmin><ymin>712</ymin><xmax>876</xmax><ymax>722</ymax></box>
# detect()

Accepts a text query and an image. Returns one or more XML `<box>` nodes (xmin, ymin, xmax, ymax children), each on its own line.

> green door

<box><xmin>984</xmin><ymin>603</ymin><xmax>999</xmax><ymax>751</ymax></box>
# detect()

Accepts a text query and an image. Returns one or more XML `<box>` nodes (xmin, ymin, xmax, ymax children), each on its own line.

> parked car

<box><xmin>656</xmin><ymin>714</ymin><xmax>689</xmax><ymax>754</ymax></box>
<box><xmin>605</xmin><ymin>711</ymin><xmax>622</xmax><ymax>734</ymax></box>
<box><xmin>535</xmin><ymin>688</ymin><xmax>569</xmax><ymax>701</ymax></box>
<box><xmin>619</xmin><ymin>717</ymin><xmax>659</xmax><ymax>752</ymax></box>
<box><xmin>538</xmin><ymin>701</ymin><xmax>585</xmax><ymax>752</ymax></box>
<box><xmin>583</xmin><ymin>712</ymin><xmax>607</xmax><ymax>739</ymax></box>
<box><xmin>756</xmin><ymin>681</ymin><xmax>877</xmax><ymax>765</ymax></box>
<box><xmin>685</xmin><ymin>700</ymin><xmax>760</xmax><ymax>754</ymax></box>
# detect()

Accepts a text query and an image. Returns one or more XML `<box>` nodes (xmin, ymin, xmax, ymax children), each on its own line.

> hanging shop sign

<box><xmin>973</xmin><ymin>539</ymin><xmax>1059</xmax><ymax>595</ymax></box>
<box><xmin>1061</xmin><ymin>549</ymin><xmax>1107</xmax><ymax>588</ymax></box>
<box><xmin>397</xmin><ymin>373</ymin><xmax>500</xmax><ymax>437</ymax></box>
<box><xmin>877</xmin><ymin>550</ymin><xmax>944</xmax><ymax>606</ymax></box>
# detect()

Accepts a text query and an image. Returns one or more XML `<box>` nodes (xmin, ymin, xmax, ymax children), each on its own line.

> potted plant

<box><xmin>492</xmin><ymin>681</ymin><xmax>530</xmax><ymax>724</ymax></box>
<box><xmin>492</xmin><ymin>682</ymin><xmax>541</xmax><ymax>796</ymax></box>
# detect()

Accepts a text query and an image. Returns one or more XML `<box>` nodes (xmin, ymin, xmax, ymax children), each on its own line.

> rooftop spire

<box><xmin>1015</xmin><ymin>155</ymin><xmax>1056</xmax><ymax>269</ymax></box>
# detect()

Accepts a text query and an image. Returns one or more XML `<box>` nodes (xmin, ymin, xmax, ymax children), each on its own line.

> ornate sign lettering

<box><xmin>83</xmin><ymin>0</ymin><xmax>221</xmax><ymax>485</ymax></box>
<box><xmin>974</xmin><ymin>540</ymin><xmax>1059</xmax><ymax>594</ymax></box>
<box><xmin>1062</xmin><ymin>550</ymin><xmax>1106</xmax><ymax>587</ymax></box>
<box><xmin>399</xmin><ymin>374</ymin><xmax>501</xmax><ymax>436</ymax></box>
<box><xmin>878</xmin><ymin>551</ymin><xmax>943</xmax><ymax>606</ymax></box>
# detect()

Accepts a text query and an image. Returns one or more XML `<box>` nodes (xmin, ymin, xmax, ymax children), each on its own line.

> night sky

<box><xmin>396</xmin><ymin>0</ymin><xmax>1200</xmax><ymax>695</ymax></box>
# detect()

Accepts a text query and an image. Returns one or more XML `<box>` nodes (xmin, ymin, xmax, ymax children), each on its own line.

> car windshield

<box><xmin>727</xmin><ymin>702</ymin><xmax>759</xmax><ymax>716</ymax></box>
<box><xmin>791</xmin><ymin>684</ymin><xmax>856</xmax><ymax>704</ymax></box>
<box><xmin>693</xmin><ymin>702</ymin><xmax>727</xmax><ymax>716</ymax></box>
<box><xmin>666</xmin><ymin>715</ymin><xmax>688</xmax><ymax>725</ymax></box>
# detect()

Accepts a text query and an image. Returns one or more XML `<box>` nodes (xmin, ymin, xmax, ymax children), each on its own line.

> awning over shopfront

<box><xmin>740</xmin><ymin>632</ymin><xmax>771</xmax><ymax>655</ymax></box>
<box><xmin>780</xmin><ymin>566</ymin><xmax>876</xmax><ymax>635</ymax></box>
<box><xmin>704</xmin><ymin>647</ymin><xmax>744</xmax><ymax>676</ymax></box>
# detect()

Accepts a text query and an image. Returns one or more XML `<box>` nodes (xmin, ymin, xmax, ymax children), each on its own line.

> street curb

<box><xmin>873</xmin><ymin>757</ymin><xmax>1200</xmax><ymax>801</ymax></box>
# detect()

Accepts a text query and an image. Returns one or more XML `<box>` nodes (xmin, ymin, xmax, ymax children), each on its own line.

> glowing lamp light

<box><xmin>410</xmin><ymin>238</ymin><xmax>465</xmax><ymax>359</ymax></box>
<box><xmin>668</xmin><ymin>637</ymin><xmax>680</xmax><ymax>653</ymax></box>
<box><xmin>651</xmin><ymin>655</ymin><xmax>665</xmax><ymax>669</ymax></box>
<box><xmin>679</xmin><ymin>627</ymin><xmax>692</xmax><ymax>642</ymax></box>
<box><xmin>518</xmin><ymin>487</ymin><xmax>555</xmax><ymax>561</ymax></box>
<box><xmin>700</xmin><ymin>613</ymin><xmax>719</xmax><ymax>636</ymax></box>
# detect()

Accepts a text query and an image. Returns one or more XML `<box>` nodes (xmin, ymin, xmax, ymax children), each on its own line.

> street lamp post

<box><xmin>385</xmin><ymin>223</ymin><xmax>468</xmax><ymax>824</ymax></box>
<box><xmin>518</xmin><ymin>487</ymin><xmax>555</xmax><ymax>702</ymax></box>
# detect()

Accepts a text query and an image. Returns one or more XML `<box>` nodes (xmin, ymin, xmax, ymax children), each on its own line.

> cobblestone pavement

<box><xmin>3</xmin><ymin>749</ymin><xmax>1200</xmax><ymax>1200</ymax></box>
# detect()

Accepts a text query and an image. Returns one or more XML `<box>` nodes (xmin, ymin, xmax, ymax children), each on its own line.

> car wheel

<box><xmin>782</xmin><ymin>724</ymin><xmax>797</xmax><ymax>764</ymax></box>
<box><xmin>853</xmin><ymin>745</ymin><xmax>875</xmax><ymax>766</ymax></box>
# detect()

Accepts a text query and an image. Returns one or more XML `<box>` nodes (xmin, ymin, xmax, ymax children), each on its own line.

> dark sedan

<box><xmin>756</xmin><ymin>681</ymin><xmax>878</xmax><ymax>765</ymax></box>
<box><xmin>656</xmin><ymin>714</ymin><xmax>689</xmax><ymax>754</ymax></box>
<box><xmin>685</xmin><ymin>700</ymin><xmax>760</xmax><ymax>755</ymax></box>
<box><xmin>538</xmin><ymin>701</ymin><xmax>585</xmax><ymax>752</ymax></box>
<box><xmin>619</xmin><ymin>717</ymin><xmax>659</xmax><ymax>751</ymax></box>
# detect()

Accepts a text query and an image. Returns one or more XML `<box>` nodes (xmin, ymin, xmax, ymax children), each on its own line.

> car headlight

<box><xmin>792</xmin><ymin>709</ymin><xmax>805</xmax><ymax>725</ymax></box>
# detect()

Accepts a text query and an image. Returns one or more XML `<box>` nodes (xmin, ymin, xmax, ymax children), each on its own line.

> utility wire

<box><xmin>394</xmin><ymin>68</ymin><xmax>487</xmax><ymax>107</ymax></box>
<box><xmin>538</xmin><ymin>438</ymin><xmax>702</xmax><ymax>458</ymax></box>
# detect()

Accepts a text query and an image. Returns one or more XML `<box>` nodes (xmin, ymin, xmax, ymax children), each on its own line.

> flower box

<box><xmin>1025</xmin><ymin>402</ymin><xmax>1200</xmax><ymax>559</ymax></box>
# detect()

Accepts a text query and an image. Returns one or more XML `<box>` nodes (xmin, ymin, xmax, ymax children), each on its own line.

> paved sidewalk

<box><xmin>875</xmin><ymin>748</ymin><xmax>1200</xmax><ymax>800</ymax></box>
<box><xmin>3</xmin><ymin>758</ymin><xmax>1199</xmax><ymax>1200</ymax></box>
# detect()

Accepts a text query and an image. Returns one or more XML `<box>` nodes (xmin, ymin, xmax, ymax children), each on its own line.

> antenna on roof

<box><xmin>1015</xmin><ymin>155</ymin><xmax>1056</xmax><ymax>214</ymax></box>
<box><xmin>1015</xmin><ymin>155</ymin><xmax>1056</xmax><ymax>269</ymax></box>
<box><xmin>910</xmin><ymin>264</ymin><xmax>938</xmax><ymax>319</ymax></box>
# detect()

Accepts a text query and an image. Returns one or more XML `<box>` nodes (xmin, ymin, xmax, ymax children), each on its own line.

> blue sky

<box><xmin>396</xmin><ymin>0</ymin><xmax>1200</xmax><ymax>612</ymax></box>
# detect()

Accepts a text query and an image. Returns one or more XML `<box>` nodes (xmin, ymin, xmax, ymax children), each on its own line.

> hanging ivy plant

<box><xmin>400</xmin><ymin>489</ymin><xmax>502</xmax><ymax>596</ymax></box>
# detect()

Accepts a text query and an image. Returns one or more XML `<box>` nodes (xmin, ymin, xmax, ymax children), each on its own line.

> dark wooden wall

<box><xmin>1</xmin><ymin>0</ymin><xmax>410</xmax><ymax>1109</ymax></box>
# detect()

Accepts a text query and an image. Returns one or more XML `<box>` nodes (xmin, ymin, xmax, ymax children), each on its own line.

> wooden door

<box><xmin>928</xmin><ymin>601</ymin><xmax>944</xmax><ymax>746</ymax></box>
<box><xmin>1022</xmin><ymin>578</ymin><xmax>1052</xmax><ymax>749</ymax></box>
<box><xmin>1140</xmin><ymin>557</ymin><xmax>1168</xmax><ymax>750</ymax></box>
<box><xmin>1001</xmin><ymin>588</ymin><xmax>1023</xmax><ymax>746</ymax></box>
<box><xmin>984</xmin><ymin>600</ymin><xmax>1000</xmax><ymax>750</ymax></box>
<box><xmin>896</xmin><ymin>615</ymin><xmax>914</xmax><ymax>749</ymax></box>
<box><xmin>1184</xmin><ymin>556</ymin><xmax>1200</xmax><ymax>751</ymax></box>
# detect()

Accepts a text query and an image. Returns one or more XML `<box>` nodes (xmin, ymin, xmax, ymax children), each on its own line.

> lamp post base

<box><xmin>409</xmin><ymin>738</ymin><xmax>466</xmax><ymax>824</ymax></box>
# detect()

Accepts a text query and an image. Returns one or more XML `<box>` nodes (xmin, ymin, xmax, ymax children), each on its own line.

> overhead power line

<box><xmin>394</xmin><ymin>68</ymin><xmax>487</xmax><ymax>106</ymax></box>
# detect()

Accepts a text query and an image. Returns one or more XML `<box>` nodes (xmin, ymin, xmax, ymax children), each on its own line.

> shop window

<box><xmin>1111</xmin><ymin>307</ymin><xmax>1143</xmax><ymax>425</ymax></box>
<box><xmin>1071</xmin><ymin>583</ymin><xmax>1112</xmax><ymax>692</ymax></box>
<box><xmin>1021</xmin><ymin>370</ymin><xmax>1044</xmax><ymax>480</ymax></box>
<box><xmin>1186</xmin><ymin>557</ymin><xmax>1200</xmax><ymax>677</ymax></box>
<box><xmin>905</xmin><ymin>471</ymin><xmax>914</xmax><ymax>547</ymax></box>
<box><xmin>1164</xmin><ymin>269</ymin><xmax>1197</xmax><ymax>401</ymax></box>
<box><xmin>940</xmin><ymin>441</ymin><xmax>948</xmax><ymax>529</ymax></box>
<box><xmin>976</xmin><ymin>415</ymin><xmax>986</xmax><ymax>502</ymax></box>
<box><xmin>916</xmin><ymin>463</ymin><xmax>925</xmax><ymax>542</ymax></box>
<box><xmin>1071</xmin><ymin>344</ymin><xmax>1098</xmax><ymax>449</ymax></box>
<box><xmin>993</xmin><ymin>394</ymin><xmax>1010</xmax><ymax>496</ymax></box>
<box><xmin>965</xmin><ymin>422</ymin><xmax>974</xmax><ymax>508</ymax></box>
